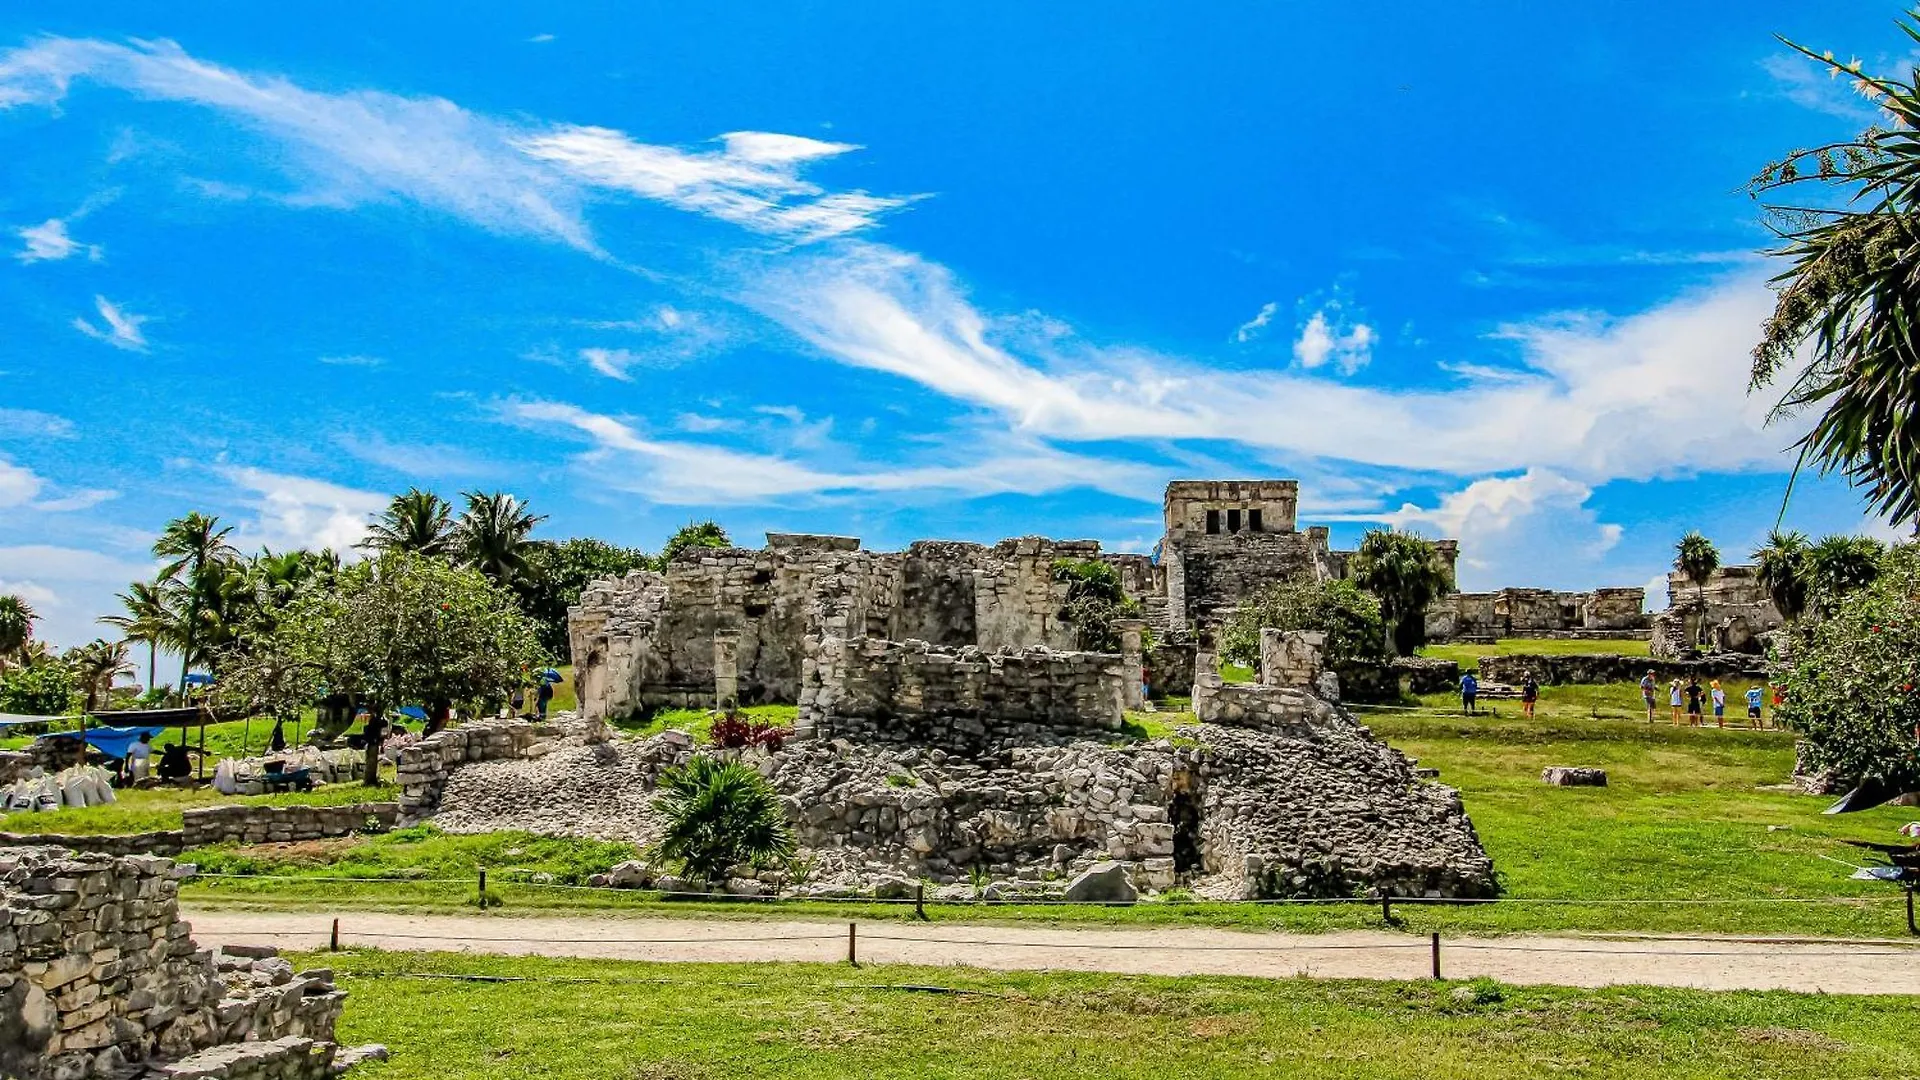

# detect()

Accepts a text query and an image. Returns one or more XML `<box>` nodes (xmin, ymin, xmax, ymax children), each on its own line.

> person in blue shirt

<box><xmin>1745</xmin><ymin>685</ymin><xmax>1765</xmax><ymax>728</ymax></box>
<box><xmin>1460</xmin><ymin>671</ymin><xmax>1479</xmax><ymax>716</ymax></box>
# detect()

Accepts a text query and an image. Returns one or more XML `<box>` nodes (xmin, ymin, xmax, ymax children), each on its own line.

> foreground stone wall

<box><xmin>0</xmin><ymin>830</ymin><xmax>186</xmax><ymax>856</ymax></box>
<box><xmin>0</xmin><ymin>847</ymin><xmax>350</xmax><ymax>1079</ymax></box>
<box><xmin>797</xmin><ymin>637</ymin><xmax>1125</xmax><ymax>747</ymax></box>
<box><xmin>1478</xmin><ymin>652</ymin><xmax>1767</xmax><ymax>686</ymax></box>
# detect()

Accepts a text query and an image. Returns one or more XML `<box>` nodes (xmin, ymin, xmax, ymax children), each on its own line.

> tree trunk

<box><xmin>146</xmin><ymin>640</ymin><xmax>156</xmax><ymax>696</ymax></box>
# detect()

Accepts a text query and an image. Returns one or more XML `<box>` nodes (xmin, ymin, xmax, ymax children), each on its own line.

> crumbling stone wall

<box><xmin>179</xmin><ymin>803</ymin><xmax>398</xmax><ymax>848</ymax></box>
<box><xmin>1479</xmin><ymin>653</ymin><xmax>1766</xmax><ymax>686</ymax></box>
<box><xmin>798</xmin><ymin>637</ymin><xmax>1125</xmax><ymax>747</ymax></box>
<box><xmin>890</xmin><ymin>541</ymin><xmax>990</xmax><ymax>646</ymax></box>
<box><xmin>397</xmin><ymin>718</ymin><xmax>568</xmax><ymax>822</ymax></box>
<box><xmin>973</xmin><ymin>537</ymin><xmax>1093</xmax><ymax>651</ymax></box>
<box><xmin>0</xmin><ymin>831</ymin><xmax>186</xmax><ymax>857</ymax></box>
<box><xmin>1171</xmin><ymin>532</ymin><xmax>1330</xmax><ymax>629</ymax></box>
<box><xmin>1257</xmin><ymin>629</ymin><xmax>1325</xmax><ymax>689</ymax></box>
<box><xmin>1426</xmin><ymin>587</ymin><xmax>1648</xmax><ymax>642</ymax></box>
<box><xmin>0</xmin><ymin>847</ymin><xmax>350</xmax><ymax>1079</ymax></box>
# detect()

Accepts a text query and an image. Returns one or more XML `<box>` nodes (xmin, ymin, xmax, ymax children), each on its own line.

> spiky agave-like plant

<box><xmin>653</xmin><ymin>756</ymin><xmax>795</xmax><ymax>883</ymax></box>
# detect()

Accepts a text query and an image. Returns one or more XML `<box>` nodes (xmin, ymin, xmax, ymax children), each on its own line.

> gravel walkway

<box><xmin>183</xmin><ymin>908</ymin><xmax>1920</xmax><ymax>995</ymax></box>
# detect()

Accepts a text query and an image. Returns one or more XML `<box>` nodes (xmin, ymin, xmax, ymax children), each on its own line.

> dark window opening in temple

<box><xmin>1248</xmin><ymin>508</ymin><xmax>1263</xmax><ymax>533</ymax></box>
<box><xmin>1227</xmin><ymin>508</ymin><xmax>1242</xmax><ymax>533</ymax></box>
<box><xmin>1205</xmin><ymin>509</ymin><xmax>1221</xmax><ymax>535</ymax></box>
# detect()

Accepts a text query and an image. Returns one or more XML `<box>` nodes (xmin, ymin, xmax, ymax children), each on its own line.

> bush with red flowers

<box><xmin>708</xmin><ymin>711</ymin><xmax>788</xmax><ymax>751</ymax></box>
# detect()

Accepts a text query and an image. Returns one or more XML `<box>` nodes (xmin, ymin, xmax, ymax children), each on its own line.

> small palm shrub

<box><xmin>654</xmin><ymin>756</ymin><xmax>795</xmax><ymax>882</ymax></box>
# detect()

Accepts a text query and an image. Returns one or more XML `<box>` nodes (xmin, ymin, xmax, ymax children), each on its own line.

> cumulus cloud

<box><xmin>72</xmin><ymin>295</ymin><xmax>148</xmax><ymax>351</ymax></box>
<box><xmin>217</xmin><ymin>465</ymin><xmax>386</xmax><ymax>553</ymax></box>
<box><xmin>1366</xmin><ymin>469</ymin><xmax>1625</xmax><ymax>591</ymax></box>
<box><xmin>1291</xmin><ymin>306</ymin><xmax>1375</xmax><ymax>373</ymax></box>
<box><xmin>0</xmin><ymin>545</ymin><xmax>157</xmax><ymax>649</ymax></box>
<box><xmin>0</xmin><ymin>454</ymin><xmax>115</xmax><ymax>513</ymax></box>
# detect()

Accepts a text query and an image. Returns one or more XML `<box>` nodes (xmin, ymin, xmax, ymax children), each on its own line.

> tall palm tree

<box><xmin>70</xmin><ymin>638</ymin><xmax>133</xmax><ymax>715</ymax></box>
<box><xmin>100</xmin><ymin>580</ymin><xmax>179</xmax><ymax>691</ymax></box>
<box><xmin>1806</xmin><ymin>534</ymin><xmax>1885</xmax><ymax>613</ymax></box>
<box><xmin>1674</xmin><ymin>532</ymin><xmax>1720</xmax><ymax>646</ymax></box>
<box><xmin>454</xmin><ymin>490</ymin><xmax>546</xmax><ymax>587</ymax></box>
<box><xmin>0</xmin><ymin>594</ymin><xmax>36</xmax><ymax>673</ymax></box>
<box><xmin>361</xmin><ymin>489</ymin><xmax>456</xmax><ymax>557</ymax></box>
<box><xmin>1751</xmin><ymin>530</ymin><xmax>1812</xmax><ymax>623</ymax></box>
<box><xmin>1750</xmin><ymin>26</ymin><xmax>1920</xmax><ymax>530</ymax></box>
<box><xmin>152</xmin><ymin>512</ymin><xmax>237</xmax><ymax>702</ymax></box>
<box><xmin>1348</xmin><ymin>529</ymin><xmax>1453</xmax><ymax>657</ymax></box>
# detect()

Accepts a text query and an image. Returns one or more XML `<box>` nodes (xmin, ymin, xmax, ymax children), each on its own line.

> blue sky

<box><xmin>0</xmin><ymin>3</ymin><xmax>1913</xmax><ymax>648</ymax></box>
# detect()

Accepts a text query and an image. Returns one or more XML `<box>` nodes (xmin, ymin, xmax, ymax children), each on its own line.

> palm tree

<box><xmin>1750</xmin><ymin>26</ymin><xmax>1920</xmax><ymax>530</ymax></box>
<box><xmin>1674</xmin><ymin>532</ymin><xmax>1720</xmax><ymax>646</ymax></box>
<box><xmin>1348</xmin><ymin>529</ymin><xmax>1454</xmax><ymax>657</ymax></box>
<box><xmin>1806</xmin><ymin>534</ymin><xmax>1885</xmax><ymax>613</ymax></box>
<box><xmin>152</xmin><ymin>512</ymin><xmax>237</xmax><ymax>702</ymax></box>
<box><xmin>100</xmin><ymin>580</ymin><xmax>179</xmax><ymax>691</ymax></box>
<box><xmin>70</xmin><ymin>638</ymin><xmax>133</xmax><ymax>714</ymax></box>
<box><xmin>1751</xmin><ymin>530</ymin><xmax>1812</xmax><ymax>623</ymax></box>
<box><xmin>361</xmin><ymin>489</ymin><xmax>456</xmax><ymax>557</ymax></box>
<box><xmin>454</xmin><ymin>490</ymin><xmax>546</xmax><ymax>587</ymax></box>
<box><xmin>0</xmin><ymin>594</ymin><xmax>36</xmax><ymax>673</ymax></box>
<box><xmin>653</xmin><ymin>756</ymin><xmax>795</xmax><ymax>882</ymax></box>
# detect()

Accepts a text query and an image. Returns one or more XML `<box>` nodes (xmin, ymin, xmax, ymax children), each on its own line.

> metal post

<box><xmin>915</xmin><ymin>883</ymin><xmax>926</xmax><ymax>921</ymax></box>
<box><xmin>1380</xmin><ymin>893</ymin><xmax>1392</xmax><ymax>924</ymax></box>
<box><xmin>847</xmin><ymin>922</ymin><xmax>858</xmax><ymax>967</ymax></box>
<box><xmin>478</xmin><ymin>868</ymin><xmax>488</xmax><ymax>909</ymax></box>
<box><xmin>330</xmin><ymin>918</ymin><xmax>340</xmax><ymax>952</ymax></box>
<box><xmin>1907</xmin><ymin>887</ymin><xmax>1917</xmax><ymax>936</ymax></box>
<box><xmin>1431</xmin><ymin>932</ymin><xmax>1442</xmax><ymax>980</ymax></box>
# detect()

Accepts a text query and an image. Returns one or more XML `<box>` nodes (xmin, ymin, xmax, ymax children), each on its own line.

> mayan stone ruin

<box><xmin>0</xmin><ymin>846</ymin><xmax>381</xmax><ymax>1080</ymax></box>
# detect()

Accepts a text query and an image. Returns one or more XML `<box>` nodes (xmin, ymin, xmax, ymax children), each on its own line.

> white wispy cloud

<box><xmin>527</xmin><ymin>33</ymin><xmax>556</xmax><ymax>44</ymax></box>
<box><xmin>1233</xmin><ymin>301</ymin><xmax>1276</xmax><ymax>343</ymax></box>
<box><xmin>318</xmin><ymin>354</ymin><xmax>385</xmax><ymax>367</ymax></box>
<box><xmin>1351</xmin><ymin>469</ymin><xmax>1623</xmax><ymax>590</ymax></box>
<box><xmin>72</xmin><ymin>294</ymin><xmax>148</xmax><ymax>351</ymax></box>
<box><xmin>0</xmin><ymin>408</ymin><xmax>76</xmax><ymax>439</ymax></box>
<box><xmin>512</xmin><ymin>399</ymin><xmax>1156</xmax><ymax>504</ymax></box>
<box><xmin>16</xmin><ymin>217</ymin><xmax>100</xmax><ymax>263</ymax></box>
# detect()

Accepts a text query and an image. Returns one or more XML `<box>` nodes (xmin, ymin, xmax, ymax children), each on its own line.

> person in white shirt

<box><xmin>127</xmin><ymin>733</ymin><xmax>152</xmax><ymax>782</ymax></box>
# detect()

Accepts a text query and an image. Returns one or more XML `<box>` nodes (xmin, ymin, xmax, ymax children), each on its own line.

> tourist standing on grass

<box><xmin>1746</xmin><ymin>684</ymin><xmax>1765</xmax><ymax>727</ymax></box>
<box><xmin>1710</xmin><ymin>681</ymin><xmax>1726</xmax><ymax>727</ymax></box>
<box><xmin>1460</xmin><ymin>671</ymin><xmax>1478</xmax><ymax>715</ymax></box>
<box><xmin>1685</xmin><ymin>678</ymin><xmax>1705</xmax><ymax>727</ymax></box>
<box><xmin>126</xmin><ymin>732</ymin><xmax>151</xmax><ymax>783</ymax></box>
<box><xmin>1640</xmin><ymin>670</ymin><xmax>1658</xmax><ymax>722</ymax></box>
<box><xmin>1669</xmin><ymin>679</ymin><xmax>1683</xmax><ymax>725</ymax></box>
<box><xmin>1521</xmin><ymin>673</ymin><xmax>1539</xmax><ymax>720</ymax></box>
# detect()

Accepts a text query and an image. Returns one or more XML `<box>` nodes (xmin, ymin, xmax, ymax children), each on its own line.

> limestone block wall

<box><xmin>180</xmin><ymin>803</ymin><xmax>399</xmax><ymax>848</ymax></box>
<box><xmin>890</xmin><ymin>541</ymin><xmax>992</xmax><ymax>647</ymax></box>
<box><xmin>1583</xmin><ymin>587</ymin><xmax>1647</xmax><ymax>630</ymax></box>
<box><xmin>1257</xmin><ymin>629</ymin><xmax>1325</xmax><ymax>688</ymax></box>
<box><xmin>0</xmin><ymin>830</ymin><xmax>186</xmax><ymax>856</ymax></box>
<box><xmin>972</xmin><ymin>537</ymin><xmax>1094</xmax><ymax>651</ymax></box>
<box><xmin>0</xmin><ymin>847</ymin><xmax>348</xmax><ymax>1079</ymax></box>
<box><xmin>1427</xmin><ymin>587</ymin><xmax>1648</xmax><ymax>642</ymax></box>
<box><xmin>397</xmin><ymin>719</ymin><xmax>562</xmax><ymax>821</ymax></box>
<box><xmin>1478</xmin><ymin>652</ymin><xmax>1766</xmax><ymax>686</ymax></box>
<box><xmin>1172</xmin><ymin>531</ymin><xmax>1328</xmax><ymax>629</ymax></box>
<box><xmin>1191</xmin><ymin>676</ymin><xmax>1344</xmax><ymax>733</ymax></box>
<box><xmin>797</xmin><ymin>637</ymin><xmax>1126</xmax><ymax>746</ymax></box>
<box><xmin>1163</xmin><ymin>479</ymin><xmax>1301</xmax><ymax>537</ymax></box>
<box><xmin>1144</xmin><ymin>639</ymin><xmax>1196</xmax><ymax>699</ymax></box>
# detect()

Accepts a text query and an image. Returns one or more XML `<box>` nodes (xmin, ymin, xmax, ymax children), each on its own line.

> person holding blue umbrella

<box><xmin>536</xmin><ymin>668</ymin><xmax>561</xmax><ymax>719</ymax></box>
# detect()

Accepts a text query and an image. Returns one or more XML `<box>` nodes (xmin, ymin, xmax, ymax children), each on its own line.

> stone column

<box><xmin>1116</xmin><ymin>619</ymin><xmax>1147</xmax><ymax>709</ymax></box>
<box><xmin>712</xmin><ymin>629</ymin><xmax>741</xmax><ymax>711</ymax></box>
<box><xmin>1258</xmin><ymin>628</ymin><xmax>1325</xmax><ymax>688</ymax></box>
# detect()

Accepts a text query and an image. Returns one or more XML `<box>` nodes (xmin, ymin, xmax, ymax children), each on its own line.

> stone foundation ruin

<box><xmin>0</xmin><ymin>846</ymin><xmax>379</xmax><ymax>1080</ymax></box>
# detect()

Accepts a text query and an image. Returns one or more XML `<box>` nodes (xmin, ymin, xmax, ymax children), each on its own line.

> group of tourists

<box><xmin>1455</xmin><ymin>671</ymin><xmax>1540</xmax><ymax>718</ymax></box>
<box><xmin>1639</xmin><ymin>672</ymin><xmax>1769</xmax><ymax>728</ymax></box>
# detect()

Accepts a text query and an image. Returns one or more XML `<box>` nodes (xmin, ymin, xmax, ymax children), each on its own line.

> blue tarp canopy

<box><xmin>396</xmin><ymin>706</ymin><xmax>428</xmax><ymax>722</ymax></box>
<box><xmin>38</xmin><ymin>725</ymin><xmax>166</xmax><ymax>759</ymax></box>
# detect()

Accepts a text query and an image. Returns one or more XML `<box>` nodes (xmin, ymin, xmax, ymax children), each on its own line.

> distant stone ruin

<box><xmin>1651</xmin><ymin>565</ymin><xmax>1784</xmax><ymax>658</ymax></box>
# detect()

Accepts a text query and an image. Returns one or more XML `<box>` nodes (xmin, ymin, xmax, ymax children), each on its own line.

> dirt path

<box><xmin>183</xmin><ymin>907</ymin><xmax>1920</xmax><ymax>995</ymax></box>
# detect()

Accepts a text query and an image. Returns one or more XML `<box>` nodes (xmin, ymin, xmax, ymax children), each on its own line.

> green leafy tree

<box><xmin>1220</xmin><ymin>579</ymin><xmax>1388</xmax><ymax>670</ymax></box>
<box><xmin>1050</xmin><ymin>558</ymin><xmax>1143</xmax><ymax>652</ymax></box>
<box><xmin>1752</xmin><ymin>530</ymin><xmax>1813</xmax><ymax>623</ymax></box>
<box><xmin>1806</xmin><ymin>533</ymin><xmax>1886</xmax><ymax>612</ymax></box>
<box><xmin>1349</xmin><ymin>529</ymin><xmax>1453</xmax><ymax>657</ymax></box>
<box><xmin>1674</xmin><ymin>531</ymin><xmax>1721</xmax><ymax>645</ymax></box>
<box><xmin>276</xmin><ymin>552</ymin><xmax>549</xmax><ymax>783</ymax></box>
<box><xmin>653</xmin><ymin>756</ymin><xmax>795</xmax><ymax>883</ymax></box>
<box><xmin>152</xmin><ymin>512</ymin><xmax>237</xmax><ymax>702</ymax></box>
<box><xmin>455</xmin><ymin>490</ymin><xmax>547</xmax><ymax>587</ymax></box>
<box><xmin>0</xmin><ymin>658</ymin><xmax>75</xmax><ymax>716</ymax></box>
<box><xmin>516</xmin><ymin>538</ymin><xmax>654</xmax><ymax>659</ymax></box>
<box><xmin>658</xmin><ymin>521</ymin><xmax>731</xmax><ymax>567</ymax></box>
<box><xmin>0</xmin><ymin>594</ymin><xmax>36</xmax><ymax>673</ymax></box>
<box><xmin>1749</xmin><ymin>23</ymin><xmax>1920</xmax><ymax>529</ymax></box>
<box><xmin>1776</xmin><ymin>543</ymin><xmax>1920</xmax><ymax>790</ymax></box>
<box><xmin>360</xmin><ymin>488</ymin><xmax>456</xmax><ymax>557</ymax></box>
<box><xmin>213</xmin><ymin>625</ymin><xmax>328</xmax><ymax>746</ymax></box>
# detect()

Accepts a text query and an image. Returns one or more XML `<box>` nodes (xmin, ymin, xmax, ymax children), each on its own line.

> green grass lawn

<box><xmin>0</xmin><ymin>782</ymin><xmax>399</xmax><ymax>835</ymax></box>
<box><xmin>1419</xmin><ymin>637</ymin><xmax>1650</xmax><ymax>671</ymax></box>
<box><xmin>313</xmin><ymin>951</ymin><xmax>1920</xmax><ymax>1080</ymax></box>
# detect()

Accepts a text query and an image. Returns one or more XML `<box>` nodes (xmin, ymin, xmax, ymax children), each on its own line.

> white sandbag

<box><xmin>212</xmin><ymin>758</ymin><xmax>237</xmax><ymax>796</ymax></box>
<box><xmin>2</xmin><ymin>781</ymin><xmax>26</xmax><ymax>811</ymax></box>
<box><xmin>33</xmin><ymin>777</ymin><xmax>58</xmax><ymax>812</ymax></box>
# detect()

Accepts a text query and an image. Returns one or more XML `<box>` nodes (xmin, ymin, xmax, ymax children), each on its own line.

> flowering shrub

<box><xmin>708</xmin><ymin>711</ymin><xmax>788</xmax><ymax>751</ymax></box>
<box><xmin>1776</xmin><ymin>543</ymin><xmax>1920</xmax><ymax>790</ymax></box>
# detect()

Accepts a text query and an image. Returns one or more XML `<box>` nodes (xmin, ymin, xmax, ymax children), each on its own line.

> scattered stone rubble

<box><xmin>1540</xmin><ymin>767</ymin><xmax>1608</xmax><ymax>787</ymax></box>
<box><xmin>0</xmin><ymin>846</ymin><xmax>380</xmax><ymax>1079</ymax></box>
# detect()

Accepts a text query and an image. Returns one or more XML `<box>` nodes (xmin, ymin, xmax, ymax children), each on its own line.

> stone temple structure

<box><xmin>1650</xmin><ymin>565</ymin><xmax>1784</xmax><ymax>658</ymax></box>
<box><xmin>543</xmin><ymin>480</ymin><xmax>1501</xmax><ymax>900</ymax></box>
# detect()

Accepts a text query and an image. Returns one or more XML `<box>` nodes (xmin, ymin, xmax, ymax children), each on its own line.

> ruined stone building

<box><xmin>1651</xmin><ymin>565</ymin><xmax>1784</xmax><ymax>657</ymax></box>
